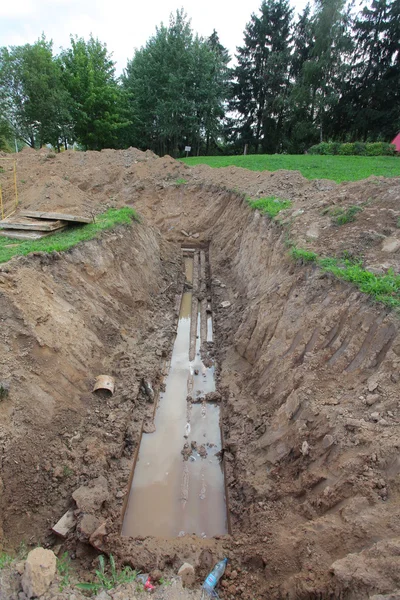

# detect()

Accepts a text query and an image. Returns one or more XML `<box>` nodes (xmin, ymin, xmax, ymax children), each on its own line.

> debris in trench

<box><xmin>93</xmin><ymin>375</ymin><xmax>115</xmax><ymax>396</ymax></box>
<box><xmin>51</xmin><ymin>509</ymin><xmax>76</xmax><ymax>538</ymax></box>
<box><xmin>141</xmin><ymin>378</ymin><xmax>155</xmax><ymax>403</ymax></box>
<box><xmin>143</xmin><ymin>420</ymin><xmax>156</xmax><ymax>434</ymax></box>
<box><xmin>184</xmin><ymin>422</ymin><xmax>191</xmax><ymax>438</ymax></box>
<box><xmin>202</xmin><ymin>558</ymin><xmax>228</xmax><ymax>598</ymax></box>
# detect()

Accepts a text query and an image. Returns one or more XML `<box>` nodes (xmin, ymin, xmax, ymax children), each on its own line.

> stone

<box><xmin>52</xmin><ymin>509</ymin><xmax>77</xmax><ymax>538</ymax></box>
<box><xmin>177</xmin><ymin>562</ymin><xmax>195</xmax><ymax>586</ymax></box>
<box><xmin>72</xmin><ymin>476</ymin><xmax>109</xmax><ymax>512</ymax></box>
<box><xmin>366</xmin><ymin>394</ymin><xmax>380</xmax><ymax>407</ymax></box>
<box><xmin>322</xmin><ymin>434</ymin><xmax>334</xmax><ymax>449</ymax></box>
<box><xmin>89</xmin><ymin>522</ymin><xmax>108</xmax><ymax>551</ymax></box>
<box><xmin>192</xmin><ymin>233</ymin><xmax>200</xmax><ymax>239</ymax></box>
<box><xmin>370</xmin><ymin>412</ymin><xmax>380</xmax><ymax>422</ymax></box>
<box><xmin>220</xmin><ymin>301</ymin><xmax>231</xmax><ymax>308</ymax></box>
<box><xmin>367</xmin><ymin>378</ymin><xmax>379</xmax><ymax>393</ymax></box>
<box><xmin>180</xmin><ymin>230</ymin><xmax>190</xmax><ymax>237</ymax></box>
<box><xmin>21</xmin><ymin>548</ymin><xmax>57</xmax><ymax>599</ymax></box>
<box><xmin>382</xmin><ymin>237</ymin><xmax>400</xmax><ymax>253</ymax></box>
<box><xmin>77</xmin><ymin>513</ymin><xmax>102</xmax><ymax>542</ymax></box>
<box><xmin>205</xmin><ymin>391</ymin><xmax>222</xmax><ymax>403</ymax></box>
<box><xmin>301</xmin><ymin>441</ymin><xmax>310</xmax><ymax>456</ymax></box>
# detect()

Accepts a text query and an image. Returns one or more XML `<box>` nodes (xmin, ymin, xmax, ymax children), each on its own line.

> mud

<box><xmin>1</xmin><ymin>148</ymin><xmax>400</xmax><ymax>599</ymax></box>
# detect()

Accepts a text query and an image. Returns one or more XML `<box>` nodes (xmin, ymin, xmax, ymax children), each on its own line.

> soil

<box><xmin>1</xmin><ymin>148</ymin><xmax>400</xmax><ymax>599</ymax></box>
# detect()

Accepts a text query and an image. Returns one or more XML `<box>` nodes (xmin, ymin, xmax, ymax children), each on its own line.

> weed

<box><xmin>76</xmin><ymin>555</ymin><xmax>138</xmax><ymax>593</ymax></box>
<box><xmin>57</xmin><ymin>552</ymin><xmax>71</xmax><ymax>591</ymax></box>
<box><xmin>247</xmin><ymin>196</ymin><xmax>292</xmax><ymax>219</ymax></box>
<box><xmin>20</xmin><ymin>179</ymin><xmax>26</xmax><ymax>184</ymax></box>
<box><xmin>397</xmin><ymin>217</ymin><xmax>400</xmax><ymax>229</ymax></box>
<box><xmin>175</xmin><ymin>178</ymin><xmax>187</xmax><ymax>186</ymax></box>
<box><xmin>331</xmin><ymin>205</ymin><xmax>363</xmax><ymax>226</ymax></box>
<box><xmin>181</xmin><ymin>155</ymin><xmax>400</xmax><ymax>183</ymax></box>
<box><xmin>63</xmin><ymin>465</ymin><xmax>73</xmax><ymax>477</ymax></box>
<box><xmin>0</xmin><ymin>552</ymin><xmax>12</xmax><ymax>569</ymax></box>
<box><xmin>290</xmin><ymin>247</ymin><xmax>317</xmax><ymax>263</ymax></box>
<box><xmin>159</xmin><ymin>577</ymin><xmax>172</xmax><ymax>586</ymax></box>
<box><xmin>0</xmin><ymin>207</ymin><xmax>139</xmax><ymax>265</ymax></box>
<box><xmin>0</xmin><ymin>382</ymin><xmax>9</xmax><ymax>399</ymax></box>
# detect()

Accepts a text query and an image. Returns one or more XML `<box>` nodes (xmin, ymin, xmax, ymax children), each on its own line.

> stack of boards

<box><xmin>0</xmin><ymin>210</ymin><xmax>92</xmax><ymax>240</ymax></box>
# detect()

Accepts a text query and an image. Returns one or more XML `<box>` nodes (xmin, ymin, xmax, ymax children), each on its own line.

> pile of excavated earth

<box><xmin>1</xmin><ymin>146</ymin><xmax>400</xmax><ymax>600</ymax></box>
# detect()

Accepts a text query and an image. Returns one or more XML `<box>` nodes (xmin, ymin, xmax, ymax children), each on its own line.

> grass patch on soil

<box><xmin>0</xmin><ymin>552</ymin><xmax>12</xmax><ymax>569</ymax></box>
<box><xmin>0</xmin><ymin>207</ymin><xmax>139</xmax><ymax>265</ymax></box>
<box><xmin>247</xmin><ymin>196</ymin><xmax>292</xmax><ymax>218</ymax></box>
<box><xmin>291</xmin><ymin>247</ymin><xmax>400</xmax><ymax>308</ymax></box>
<box><xmin>328</xmin><ymin>204</ymin><xmax>364</xmax><ymax>225</ymax></box>
<box><xmin>76</xmin><ymin>555</ymin><xmax>138</xmax><ymax>593</ymax></box>
<box><xmin>181</xmin><ymin>154</ymin><xmax>400</xmax><ymax>183</ymax></box>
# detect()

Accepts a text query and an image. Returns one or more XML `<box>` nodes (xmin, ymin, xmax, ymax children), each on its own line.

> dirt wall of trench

<box><xmin>205</xmin><ymin>197</ymin><xmax>400</xmax><ymax>598</ymax></box>
<box><xmin>0</xmin><ymin>221</ymin><xmax>181</xmax><ymax>554</ymax></box>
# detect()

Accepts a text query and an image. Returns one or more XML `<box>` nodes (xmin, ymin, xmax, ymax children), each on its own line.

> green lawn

<box><xmin>0</xmin><ymin>207</ymin><xmax>138</xmax><ymax>265</ymax></box>
<box><xmin>181</xmin><ymin>154</ymin><xmax>400</xmax><ymax>183</ymax></box>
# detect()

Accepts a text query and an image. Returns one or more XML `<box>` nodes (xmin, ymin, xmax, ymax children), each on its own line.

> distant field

<box><xmin>181</xmin><ymin>154</ymin><xmax>400</xmax><ymax>183</ymax></box>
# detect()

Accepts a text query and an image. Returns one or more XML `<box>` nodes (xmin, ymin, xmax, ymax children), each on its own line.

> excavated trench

<box><xmin>1</xmin><ymin>181</ymin><xmax>400</xmax><ymax>600</ymax></box>
<box><xmin>122</xmin><ymin>248</ymin><xmax>228</xmax><ymax>538</ymax></box>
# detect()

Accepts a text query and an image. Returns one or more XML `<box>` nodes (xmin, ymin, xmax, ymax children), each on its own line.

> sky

<box><xmin>0</xmin><ymin>0</ymin><xmax>309</xmax><ymax>75</ymax></box>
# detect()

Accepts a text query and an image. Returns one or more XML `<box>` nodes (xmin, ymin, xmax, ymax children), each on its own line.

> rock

<box><xmin>72</xmin><ymin>476</ymin><xmax>109</xmax><ymax>512</ymax></box>
<box><xmin>177</xmin><ymin>562</ymin><xmax>195</xmax><ymax>586</ymax></box>
<box><xmin>322</xmin><ymin>434</ymin><xmax>334</xmax><ymax>449</ymax></box>
<box><xmin>143</xmin><ymin>420</ymin><xmax>156</xmax><ymax>434</ymax></box>
<box><xmin>15</xmin><ymin>560</ymin><xmax>25</xmax><ymax>575</ymax></box>
<box><xmin>367</xmin><ymin>377</ymin><xmax>379</xmax><ymax>393</ymax></box>
<box><xmin>150</xmin><ymin>569</ymin><xmax>162</xmax><ymax>583</ymax></box>
<box><xmin>52</xmin><ymin>509</ymin><xmax>76</xmax><ymax>538</ymax></box>
<box><xmin>205</xmin><ymin>391</ymin><xmax>222</xmax><ymax>403</ymax></box>
<box><xmin>230</xmin><ymin>570</ymin><xmax>238</xmax><ymax>580</ymax></box>
<box><xmin>89</xmin><ymin>522</ymin><xmax>108</xmax><ymax>551</ymax></box>
<box><xmin>142</xmin><ymin>379</ymin><xmax>154</xmax><ymax>403</ymax></box>
<box><xmin>192</xmin><ymin>233</ymin><xmax>200</xmax><ymax>239</ymax></box>
<box><xmin>181</xmin><ymin>230</ymin><xmax>190</xmax><ymax>237</ymax></box>
<box><xmin>220</xmin><ymin>300</ymin><xmax>231</xmax><ymax>308</ymax></box>
<box><xmin>301</xmin><ymin>441</ymin><xmax>310</xmax><ymax>456</ymax></box>
<box><xmin>94</xmin><ymin>591</ymin><xmax>112</xmax><ymax>600</ymax></box>
<box><xmin>21</xmin><ymin>548</ymin><xmax>57</xmax><ymax>599</ymax></box>
<box><xmin>366</xmin><ymin>394</ymin><xmax>380</xmax><ymax>406</ymax></box>
<box><xmin>370</xmin><ymin>412</ymin><xmax>380</xmax><ymax>422</ymax></box>
<box><xmin>381</xmin><ymin>237</ymin><xmax>400</xmax><ymax>253</ymax></box>
<box><xmin>77</xmin><ymin>514</ymin><xmax>102</xmax><ymax>542</ymax></box>
<box><xmin>198</xmin><ymin>444</ymin><xmax>207</xmax><ymax>458</ymax></box>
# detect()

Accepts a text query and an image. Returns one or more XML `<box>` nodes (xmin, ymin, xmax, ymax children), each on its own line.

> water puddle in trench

<box><xmin>122</xmin><ymin>252</ymin><xmax>227</xmax><ymax>538</ymax></box>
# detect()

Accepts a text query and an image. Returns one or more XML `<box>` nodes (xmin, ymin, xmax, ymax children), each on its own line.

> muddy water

<box><xmin>122</xmin><ymin>255</ymin><xmax>227</xmax><ymax>538</ymax></box>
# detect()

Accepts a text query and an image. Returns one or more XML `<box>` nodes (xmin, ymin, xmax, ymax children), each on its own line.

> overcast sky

<box><xmin>0</xmin><ymin>0</ymin><xmax>309</xmax><ymax>75</ymax></box>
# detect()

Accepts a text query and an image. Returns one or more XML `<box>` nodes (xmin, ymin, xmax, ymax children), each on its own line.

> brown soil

<box><xmin>1</xmin><ymin>148</ymin><xmax>400</xmax><ymax>599</ymax></box>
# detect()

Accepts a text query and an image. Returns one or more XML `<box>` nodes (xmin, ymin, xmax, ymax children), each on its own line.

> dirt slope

<box><xmin>1</xmin><ymin>148</ymin><xmax>400</xmax><ymax>599</ymax></box>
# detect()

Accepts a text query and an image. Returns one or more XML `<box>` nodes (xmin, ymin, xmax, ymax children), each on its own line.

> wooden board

<box><xmin>20</xmin><ymin>210</ymin><xmax>92</xmax><ymax>224</ymax></box>
<box><xmin>0</xmin><ymin>217</ymin><xmax>66</xmax><ymax>231</ymax></box>
<box><xmin>0</xmin><ymin>227</ymin><xmax>66</xmax><ymax>241</ymax></box>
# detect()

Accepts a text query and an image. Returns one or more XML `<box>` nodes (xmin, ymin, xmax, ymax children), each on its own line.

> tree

<box><xmin>0</xmin><ymin>36</ymin><xmax>71</xmax><ymax>149</ymax></box>
<box><xmin>335</xmin><ymin>0</ymin><xmax>400</xmax><ymax>140</ymax></box>
<box><xmin>60</xmin><ymin>36</ymin><xmax>129</xmax><ymax>150</ymax></box>
<box><xmin>122</xmin><ymin>11</ymin><xmax>229</xmax><ymax>156</ymax></box>
<box><xmin>231</xmin><ymin>0</ymin><xmax>293</xmax><ymax>153</ymax></box>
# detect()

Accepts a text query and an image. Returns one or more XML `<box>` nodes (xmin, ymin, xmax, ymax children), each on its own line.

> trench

<box><xmin>122</xmin><ymin>247</ymin><xmax>227</xmax><ymax>538</ymax></box>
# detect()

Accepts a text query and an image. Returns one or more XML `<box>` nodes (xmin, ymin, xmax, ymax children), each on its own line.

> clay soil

<box><xmin>1</xmin><ymin>147</ymin><xmax>400</xmax><ymax>599</ymax></box>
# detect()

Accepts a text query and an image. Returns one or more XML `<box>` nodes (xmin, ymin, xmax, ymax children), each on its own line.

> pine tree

<box><xmin>231</xmin><ymin>0</ymin><xmax>293</xmax><ymax>153</ymax></box>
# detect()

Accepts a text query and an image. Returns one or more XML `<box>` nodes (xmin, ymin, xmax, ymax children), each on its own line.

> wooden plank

<box><xmin>21</xmin><ymin>210</ymin><xmax>92</xmax><ymax>224</ymax></box>
<box><xmin>0</xmin><ymin>217</ymin><xmax>66</xmax><ymax>231</ymax></box>
<box><xmin>0</xmin><ymin>227</ymin><xmax>66</xmax><ymax>240</ymax></box>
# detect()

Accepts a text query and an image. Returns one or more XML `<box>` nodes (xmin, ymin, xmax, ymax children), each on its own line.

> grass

<box><xmin>0</xmin><ymin>552</ymin><xmax>12</xmax><ymax>569</ymax></box>
<box><xmin>181</xmin><ymin>154</ymin><xmax>400</xmax><ymax>183</ymax></box>
<box><xmin>291</xmin><ymin>247</ymin><xmax>400</xmax><ymax>308</ymax></box>
<box><xmin>329</xmin><ymin>205</ymin><xmax>363</xmax><ymax>226</ymax></box>
<box><xmin>247</xmin><ymin>196</ymin><xmax>292</xmax><ymax>218</ymax></box>
<box><xmin>76</xmin><ymin>555</ymin><xmax>138</xmax><ymax>593</ymax></box>
<box><xmin>175</xmin><ymin>177</ymin><xmax>187</xmax><ymax>186</ymax></box>
<box><xmin>0</xmin><ymin>207</ymin><xmax>139</xmax><ymax>265</ymax></box>
<box><xmin>57</xmin><ymin>552</ymin><xmax>71</xmax><ymax>591</ymax></box>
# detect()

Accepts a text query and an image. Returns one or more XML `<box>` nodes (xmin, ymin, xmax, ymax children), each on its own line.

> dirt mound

<box><xmin>17</xmin><ymin>175</ymin><xmax>96</xmax><ymax>217</ymax></box>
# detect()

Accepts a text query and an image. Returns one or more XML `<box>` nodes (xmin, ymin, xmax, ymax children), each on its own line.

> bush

<box><xmin>365</xmin><ymin>142</ymin><xmax>396</xmax><ymax>156</ymax></box>
<box><xmin>339</xmin><ymin>143</ymin><xmax>355</xmax><ymax>155</ymax></box>
<box><xmin>308</xmin><ymin>141</ymin><xmax>397</xmax><ymax>156</ymax></box>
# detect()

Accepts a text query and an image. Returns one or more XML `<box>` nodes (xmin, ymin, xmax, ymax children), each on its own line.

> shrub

<box><xmin>339</xmin><ymin>143</ymin><xmax>355</xmax><ymax>155</ymax></box>
<box><xmin>308</xmin><ymin>142</ymin><xmax>397</xmax><ymax>156</ymax></box>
